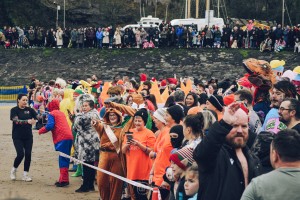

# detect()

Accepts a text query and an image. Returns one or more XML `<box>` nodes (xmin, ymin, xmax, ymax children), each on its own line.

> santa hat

<box><xmin>151</xmin><ymin>77</ymin><xmax>157</xmax><ymax>83</ymax></box>
<box><xmin>160</xmin><ymin>79</ymin><xmax>167</xmax><ymax>87</ymax></box>
<box><xmin>140</xmin><ymin>73</ymin><xmax>147</xmax><ymax>82</ymax></box>
<box><xmin>167</xmin><ymin>78</ymin><xmax>178</xmax><ymax>85</ymax></box>
<box><xmin>169</xmin><ymin>147</ymin><xmax>194</xmax><ymax>170</ymax></box>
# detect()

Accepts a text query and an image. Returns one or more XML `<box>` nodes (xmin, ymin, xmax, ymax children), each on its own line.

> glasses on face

<box><xmin>279</xmin><ymin>107</ymin><xmax>293</xmax><ymax>112</ymax></box>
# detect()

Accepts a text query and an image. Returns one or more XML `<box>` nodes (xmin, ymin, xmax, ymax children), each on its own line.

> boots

<box><xmin>71</xmin><ymin>164</ymin><xmax>82</xmax><ymax>177</ymax></box>
<box><xmin>55</xmin><ymin>168</ymin><xmax>69</xmax><ymax>187</ymax></box>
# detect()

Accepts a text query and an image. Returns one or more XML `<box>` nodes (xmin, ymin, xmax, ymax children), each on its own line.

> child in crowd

<box><xmin>4</xmin><ymin>39</ymin><xmax>11</xmax><ymax>49</ymax></box>
<box><xmin>274</xmin><ymin>38</ymin><xmax>286</xmax><ymax>52</ymax></box>
<box><xmin>169</xmin><ymin>147</ymin><xmax>195</xmax><ymax>200</ymax></box>
<box><xmin>184</xmin><ymin>162</ymin><xmax>199</xmax><ymax>200</ymax></box>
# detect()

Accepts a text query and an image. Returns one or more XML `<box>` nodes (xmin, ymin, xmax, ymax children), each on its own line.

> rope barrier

<box><xmin>59</xmin><ymin>152</ymin><xmax>154</xmax><ymax>191</ymax></box>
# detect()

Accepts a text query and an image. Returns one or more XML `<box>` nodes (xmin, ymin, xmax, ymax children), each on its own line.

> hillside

<box><xmin>0</xmin><ymin>0</ymin><xmax>299</xmax><ymax>28</ymax></box>
<box><xmin>0</xmin><ymin>48</ymin><xmax>299</xmax><ymax>86</ymax></box>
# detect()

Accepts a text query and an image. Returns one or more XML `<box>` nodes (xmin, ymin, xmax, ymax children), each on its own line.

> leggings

<box><xmin>13</xmin><ymin>138</ymin><xmax>33</xmax><ymax>172</ymax></box>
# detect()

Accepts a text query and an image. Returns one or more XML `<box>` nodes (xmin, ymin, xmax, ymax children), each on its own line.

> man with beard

<box><xmin>261</xmin><ymin>80</ymin><xmax>297</xmax><ymax>132</ymax></box>
<box><xmin>193</xmin><ymin>103</ymin><xmax>261</xmax><ymax>200</ymax></box>
<box><xmin>279</xmin><ymin>98</ymin><xmax>300</xmax><ymax>133</ymax></box>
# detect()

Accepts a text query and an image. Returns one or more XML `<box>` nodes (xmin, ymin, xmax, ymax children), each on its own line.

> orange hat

<box><xmin>117</xmin><ymin>80</ymin><xmax>124</xmax><ymax>85</ymax></box>
<box><xmin>223</xmin><ymin>94</ymin><xmax>235</xmax><ymax>106</ymax></box>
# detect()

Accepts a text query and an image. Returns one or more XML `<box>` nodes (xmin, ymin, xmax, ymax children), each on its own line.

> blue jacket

<box><xmin>176</xmin><ymin>27</ymin><xmax>184</xmax><ymax>37</ymax></box>
<box><xmin>96</xmin><ymin>31</ymin><xmax>103</xmax><ymax>40</ymax></box>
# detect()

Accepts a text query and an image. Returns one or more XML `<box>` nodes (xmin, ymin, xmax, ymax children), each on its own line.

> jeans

<box><xmin>97</xmin><ymin>39</ymin><xmax>103</xmax><ymax>48</ymax></box>
<box><xmin>109</xmin><ymin>37</ymin><xmax>113</xmax><ymax>47</ymax></box>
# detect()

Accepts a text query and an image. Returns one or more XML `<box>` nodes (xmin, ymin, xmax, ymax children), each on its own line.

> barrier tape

<box><xmin>59</xmin><ymin>152</ymin><xmax>154</xmax><ymax>191</ymax></box>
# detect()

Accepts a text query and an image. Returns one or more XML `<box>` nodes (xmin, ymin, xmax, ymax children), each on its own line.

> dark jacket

<box><xmin>193</xmin><ymin>120</ymin><xmax>261</xmax><ymax>200</ymax></box>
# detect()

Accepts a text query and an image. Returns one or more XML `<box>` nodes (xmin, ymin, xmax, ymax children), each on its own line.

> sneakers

<box><xmin>22</xmin><ymin>174</ymin><xmax>32</xmax><ymax>182</ymax></box>
<box><xmin>10</xmin><ymin>168</ymin><xmax>16</xmax><ymax>180</ymax></box>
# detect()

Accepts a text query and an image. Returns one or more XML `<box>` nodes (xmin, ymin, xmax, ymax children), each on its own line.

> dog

<box><xmin>295</xmin><ymin>38</ymin><xmax>300</xmax><ymax>53</ymax></box>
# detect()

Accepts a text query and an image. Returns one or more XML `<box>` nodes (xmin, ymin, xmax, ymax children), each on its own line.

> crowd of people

<box><xmin>9</xmin><ymin>57</ymin><xmax>300</xmax><ymax>200</ymax></box>
<box><xmin>1</xmin><ymin>20</ymin><xmax>300</xmax><ymax>52</ymax></box>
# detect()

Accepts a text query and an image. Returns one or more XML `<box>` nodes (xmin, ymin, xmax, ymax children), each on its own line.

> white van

<box><xmin>139</xmin><ymin>15</ymin><xmax>163</xmax><ymax>26</ymax></box>
<box><xmin>170</xmin><ymin>11</ymin><xmax>225</xmax><ymax>31</ymax></box>
<box><xmin>121</xmin><ymin>24</ymin><xmax>158</xmax><ymax>32</ymax></box>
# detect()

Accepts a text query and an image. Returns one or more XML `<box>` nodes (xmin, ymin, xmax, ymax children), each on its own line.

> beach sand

<box><xmin>0</xmin><ymin>106</ymin><xmax>99</xmax><ymax>200</ymax></box>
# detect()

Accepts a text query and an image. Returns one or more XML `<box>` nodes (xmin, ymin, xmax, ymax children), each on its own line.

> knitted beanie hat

<box><xmin>153</xmin><ymin>108</ymin><xmax>167</xmax><ymax>124</ymax></box>
<box><xmin>167</xmin><ymin>105</ymin><xmax>184</xmax><ymax>124</ymax></box>
<box><xmin>134</xmin><ymin>108</ymin><xmax>148</xmax><ymax>125</ymax></box>
<box><xmin>169</xmin><ymin>147</ymin><xmax>194</xmax><ymax>170</ymax></box>
<box><xmin>208</xmin><ymin>95</ymin><xmax>224</xmax><ymax>112</ymax></box>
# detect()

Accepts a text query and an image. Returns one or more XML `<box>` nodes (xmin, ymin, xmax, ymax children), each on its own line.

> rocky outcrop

<box><xmin>0</xmin><ymin>48</ymin><xmax>299</xmax><ymax>86</ymax></box>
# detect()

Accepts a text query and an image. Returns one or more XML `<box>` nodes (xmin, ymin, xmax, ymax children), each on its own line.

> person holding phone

<box><xmin>10</xmin><ymin>94</ymin><xmax>37</xmax><ymax>182</ymax></box>
<box><xmin>122</xmin><ymin>108</ymin><xmax>156</xmax><ymax>200</ymax></box>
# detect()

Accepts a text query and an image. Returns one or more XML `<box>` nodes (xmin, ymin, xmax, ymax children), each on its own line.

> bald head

<box><xmin>226</xmin><ymin>108</ymin><xmax>249</xmax><ymax>149</ymax></box>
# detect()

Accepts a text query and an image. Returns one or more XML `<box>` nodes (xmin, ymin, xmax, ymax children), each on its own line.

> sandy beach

<box><xmin>0</xmin><ymin>106</ymin><xmax>99</xmax><ymax>200</ymax></box>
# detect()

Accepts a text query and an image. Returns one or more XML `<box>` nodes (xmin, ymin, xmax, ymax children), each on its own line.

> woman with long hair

<box><xmin>10</xmin><ymin>94</ymin><xmax>37</xmax><ymax>182</ymax></box>
<box><xmin>185</xmin><ymin>92</ymin><xmax>198</xmax><ymax>108</ymax></box>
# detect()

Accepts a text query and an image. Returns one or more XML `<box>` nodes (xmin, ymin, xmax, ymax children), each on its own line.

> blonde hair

<box><xmin>201</xmin><ymin>109</ymin><xmax>217</xmax><ymax>132</ymax></box>
<box><xmin>186</xmin><ymin>162</ymin><xmax>199</xmax><ymax>178</ymax></box>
